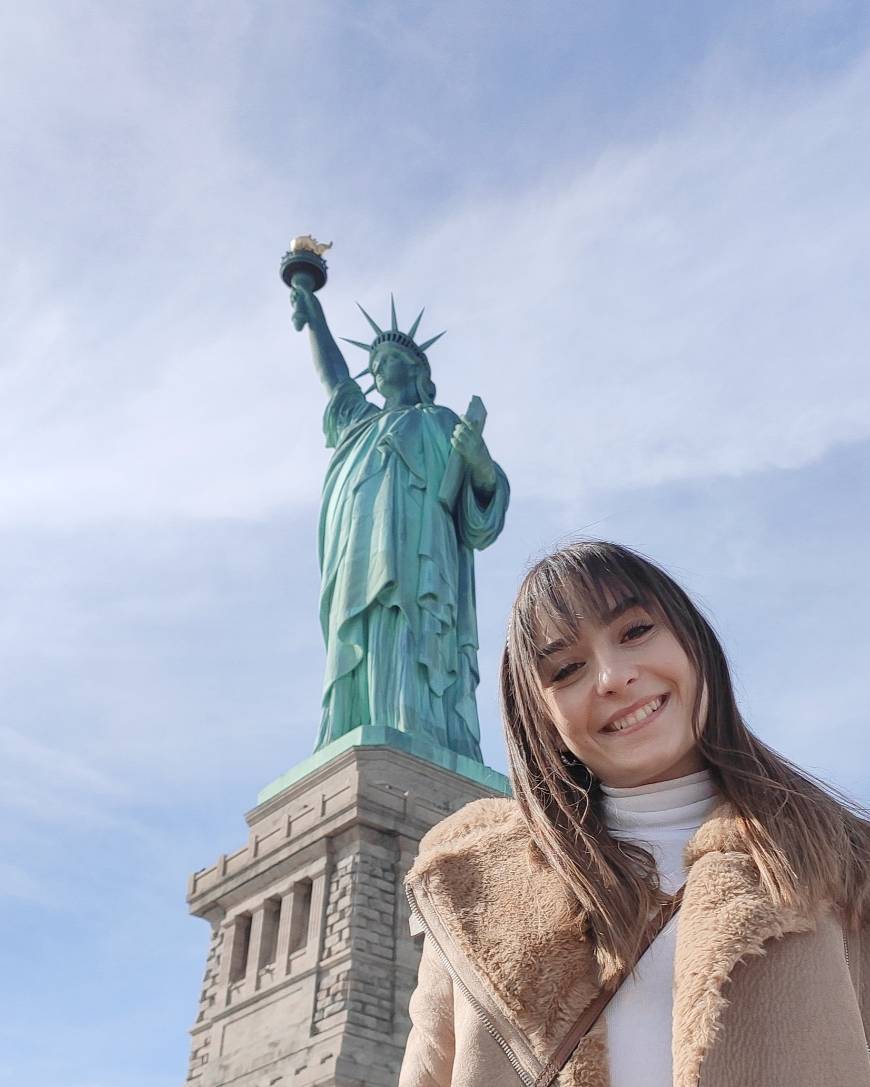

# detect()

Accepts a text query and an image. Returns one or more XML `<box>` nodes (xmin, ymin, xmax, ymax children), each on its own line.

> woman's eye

<box><xmin>624</xmin><ymin>623</ymin><xmax>654</xmax><ymax>641</ymax></box>
<box><xmin>552</xmin><ymin>661</ymin><xmax>583</xmax><ymax>683</ymax></box>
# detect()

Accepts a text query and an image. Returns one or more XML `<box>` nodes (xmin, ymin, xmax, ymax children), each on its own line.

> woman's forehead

<box><xmin>531</xmin><ymin>591</ymin><xmax>645</xmax><ymax>647</ymax></box>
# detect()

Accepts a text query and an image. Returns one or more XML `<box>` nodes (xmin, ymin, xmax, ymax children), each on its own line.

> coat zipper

<box><xmin>842</xmin><ymin>928</ymin><xmax>870</xmax><ymax>1058</ymax></box>
<box><xmin>408</xmin><ymin>888</ymin><xmax>869</xmax><ymax>1077</ymax></box>
<box><xmin>405</xmin><ymin>883</ymin><xmax>536</xmax><ymax>1087</ymax></box>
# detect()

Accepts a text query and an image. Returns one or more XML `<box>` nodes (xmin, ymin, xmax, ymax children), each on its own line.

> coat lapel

<box><xmin>408</xmin><ymin>797</ymin><xmax>822</xmax><ymax>1087</ymax></box>
<box><xmin>409</xmin><ymin>798</ymin><xmax>610</xmax><ymax>1083</ymax></box>
<box><xmin>671</xmin><ymin>807</ymin><xmax>820</xmax><ymax>1087</ymax></box>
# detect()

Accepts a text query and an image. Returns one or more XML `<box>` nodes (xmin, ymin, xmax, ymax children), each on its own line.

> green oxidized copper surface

<box><xmin>257</xmin><ymin>725</ymin><xmax>511</xmax><ymax>805</ymax></box>
<box><xmin>284</xmin><ymin>240</ymin><xmax>510</xmax><ymax>766</ymax></box>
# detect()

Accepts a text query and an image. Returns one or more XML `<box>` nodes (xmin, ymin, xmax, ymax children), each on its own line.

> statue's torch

<box><xmin>280</xmin><ymin>236</ymin><xmax>332</xmax><ymax>329</ymax></box>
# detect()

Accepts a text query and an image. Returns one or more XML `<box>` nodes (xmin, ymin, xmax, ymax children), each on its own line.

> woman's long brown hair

<box><xmin>501</xmin><ymin>540</ymin><xmax>870</xmax><ymax>980</ymax></box>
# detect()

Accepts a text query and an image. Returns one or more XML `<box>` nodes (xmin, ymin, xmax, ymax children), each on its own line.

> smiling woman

<box><xmin>535</xmin><ymin>590</ymin><xmax>704</xmax><ymax>789</ymax></box>
<box><xmin>400</xmin><ymin>541</ymin><xmax>870</xmax><ymax>1087</ymax></box>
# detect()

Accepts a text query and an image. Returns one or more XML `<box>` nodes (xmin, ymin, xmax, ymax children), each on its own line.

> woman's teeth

<box><xmin>603</xmin><ymin>695</ymin><xmax>665</xmax><ymax>733</ymax></box>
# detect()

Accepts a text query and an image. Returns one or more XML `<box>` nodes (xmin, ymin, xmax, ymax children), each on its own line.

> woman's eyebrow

<box><xmin>537</xmin><ymin>637</ymin><xmax>571</xmax><ymax>659</ymax></box>
<box><xmin>535</xmin><ymin>598</ymin><xmax>643</xmax><ymax>658</ymax></box>
<box><xmin>605</xmin><ymin>595</ymin><xmax>641</xmax><ymax>622</ymax></box>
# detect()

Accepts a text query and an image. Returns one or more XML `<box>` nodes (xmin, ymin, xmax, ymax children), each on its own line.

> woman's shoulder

<box><xmin>406</xmin><ymin>797</ymin><xmax>587</xmax><ymax>972</ymax></box>
<box><xmin>840</xmin><ymin>807</ymin><xmax>870</xmax><ymax>923</ymax></box>
<box><xmin>410</xmin><ymin>797</ymin><xmax>529</xmax><ymax>875</ymax></box>
<box><xmin>419</xmin><ymin>796</ymin><xmax>523</xmax><ymax>851</ymax></box>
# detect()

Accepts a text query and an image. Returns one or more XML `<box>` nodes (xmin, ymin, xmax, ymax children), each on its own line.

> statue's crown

<box><xmin>341</xmin><ymin>296</ymin><xmax>445</xmax><ymax>364</ymax></box>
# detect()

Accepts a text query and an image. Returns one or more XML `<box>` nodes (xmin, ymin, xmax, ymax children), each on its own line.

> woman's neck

<box><xmin>600</xmin><ymin>768</ymin><xmax>719</xmax><ymax>833</ymax></box>
<box><xmin>600</xmin><ymin>767</ymin><xmax>713</xmax><ymax>797</ymax></box>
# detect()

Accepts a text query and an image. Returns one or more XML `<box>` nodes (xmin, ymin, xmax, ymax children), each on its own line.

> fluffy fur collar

<box><xmin>407</xmin><ymin>797</ymin><xmax>824</xmax><ymax>1087</ymax></box>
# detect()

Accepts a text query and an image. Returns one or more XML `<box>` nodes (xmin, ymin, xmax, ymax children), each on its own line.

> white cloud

<box><xmin>0</xmin><ymin>860</ymin><xmax>53</xmax><ymax>905</ymax></box>
<box><xmin>396</xmin><ymin>52</ymin><xmax>870</xmax><ymax>501</ymax></box>
<box><xmin>2</xmin><ymin>10</ymin><xmax>868</xmax><ymax>1087</ymax></box>
<box><xmin>2</xmin><ymin>11</ymin><xmax>869</xmax><ymax>525</ymax></box>
<box><xmin>0</xmin><ymin>726</ymin><xmax>130</xmax><ymax>832</ymax></box>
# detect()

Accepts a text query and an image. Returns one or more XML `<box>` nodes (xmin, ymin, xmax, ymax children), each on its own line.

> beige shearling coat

<box><xmin>400</xmin><ymin>797</ymin><xmax>870</xmax><ymax>1087</ymax></box>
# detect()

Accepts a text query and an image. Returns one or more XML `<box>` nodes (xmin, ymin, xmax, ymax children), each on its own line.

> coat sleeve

<box><xmin>399</xmin><ymin>935</ymin><xmax>456</xmax><ymax>1087</ymax></box>
<box><xmin>859</xmin><ymin>917</ymin><xmax>870</xmax><ymax>1045</ymax></box>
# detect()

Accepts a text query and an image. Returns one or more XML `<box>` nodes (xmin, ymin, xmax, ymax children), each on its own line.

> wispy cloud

<box><xmin>0</xmin><ymin>726</ymin><xmax>137</xmax><ymax>851</ymax></box>
<box><xmin>396</xmin><ymin>50</ymin><xmax>870</xmax><ymax>500</ymax></box>
<box><xmin>1</xmin><ymin>7</ymin><xmax>868</xmax><ymax>1086</ymax></box>
<box><xmin>2</xmin><ymin>12</ymin><xmax>868</xmax><ymax>526</ymax></box>
<box><xmin>0</xmin><ymin>860</ymin><xmax>53</xmax><ymax>905</ymax></box>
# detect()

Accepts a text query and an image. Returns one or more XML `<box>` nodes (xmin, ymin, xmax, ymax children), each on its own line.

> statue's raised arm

<box><xmin>289</xmin><ymin>280</ymin><xmax>350</xmax><ymax>394</ymax></box>
<box><xmin>280</xmin><ymin>237</ymin><xmax>510</xmax><ymax>764</ymax></box>
<box><xmin>281</xmin><ymin>236</ymin><xmax>349</xmax><ymax>395</ymax></box>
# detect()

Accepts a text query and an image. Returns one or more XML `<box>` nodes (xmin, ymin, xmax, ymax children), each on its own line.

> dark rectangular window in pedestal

<box><xmin>289</xmin><ymin>879</ymin><xmax>313</xmax><ymax>955</ymax></box>
<box><xmin>258</xmin><ymin>897</ymin><xmax>281</xmax><ymax>969</ymax></box>
<box><xmin>229</xmin><ymin>913</ymin><xmax>252</xmax><ymax>983</ymax></box>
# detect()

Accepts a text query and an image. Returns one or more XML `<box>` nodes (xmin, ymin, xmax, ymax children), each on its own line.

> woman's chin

<box><xmin>600</xmin><ymin>744</ymin><xmax>700</xmax><ymax>788</ymax></box>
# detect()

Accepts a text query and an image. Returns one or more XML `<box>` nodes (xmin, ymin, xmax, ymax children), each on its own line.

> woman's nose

<box><xmin>594</xmin><ymin>656</ymin><xmax>637</xmax><ymax>696</ymax></box>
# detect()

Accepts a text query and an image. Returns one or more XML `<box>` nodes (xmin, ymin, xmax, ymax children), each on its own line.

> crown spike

<box><xmin>418</xmin><ymin>330</ymin><xmax>446</xmax><ymax>353</ymax></box>
<box><xmin>351</xmin><ymin>367</ymin><xmax>371</xmax><ymax>381</ymax></box>
<box><xmin>362</xmin><ymin>383</ymin><xmax>376</xmax><ymax>396</ymax></box>
<box><xmin>356</xmin><ymin>303</ymin><xmax>383</xmax><ymax>336</ymax></box>
<box><xmin>408</xmin><ymin>308</ymin><xmax>425</xmax><ymax>340</ymax></box>
<box><xmin>390</xmin><ymin>293</ymin><xmax>398</xmax><ymax>332</ymax></box>
<box><xmin>341</xmin><ymin>337</ymin><xmax>374</xmax><ymax>353</ymax></box>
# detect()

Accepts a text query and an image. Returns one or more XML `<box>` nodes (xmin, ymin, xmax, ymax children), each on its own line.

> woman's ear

<box><xmin>559</xmin><ymin>750</ymin><xmax>594</xmax><ymax>790</ymax></box>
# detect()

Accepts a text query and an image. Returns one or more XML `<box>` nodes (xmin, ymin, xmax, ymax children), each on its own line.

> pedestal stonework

<box><xmin>185</xmin><ymin>737</ymin><xmax>509</xmax><ymax>1087</ymax></box>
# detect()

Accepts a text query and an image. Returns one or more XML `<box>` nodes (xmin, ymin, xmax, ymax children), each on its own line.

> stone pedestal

<box><xmin>185</xmin><ymin>734</ymin><xmax>509</xmax><ymax>1087</ymax></box>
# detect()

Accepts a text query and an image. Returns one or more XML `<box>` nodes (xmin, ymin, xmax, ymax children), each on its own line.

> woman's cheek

<box><xmin>553</xmin><ymin>688</ymin><xmax>586</xmax><ymax>733</ymax></box>
<box><xmin>697</xmin><ymin>682</ymin><xmax>709</xmax><ymax>732</ymax></box>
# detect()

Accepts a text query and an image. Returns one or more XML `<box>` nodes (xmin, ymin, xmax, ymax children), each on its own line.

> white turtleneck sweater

<box><xmin>600</xmin><ymin>769</ymin><xmax>719</xmax><ymax>1087</ymax></box>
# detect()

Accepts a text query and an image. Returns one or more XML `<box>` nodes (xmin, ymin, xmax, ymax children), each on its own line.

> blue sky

<box><xmin>2</xmin><ymin>2</ymin><xmax>870</xmax><ymax>1084</ymax></box>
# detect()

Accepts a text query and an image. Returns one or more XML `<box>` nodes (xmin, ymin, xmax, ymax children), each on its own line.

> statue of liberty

<box><xmin>285</xmin><ymin>241</ymin><xmax>509</xmax><ymax>762</ymax></box>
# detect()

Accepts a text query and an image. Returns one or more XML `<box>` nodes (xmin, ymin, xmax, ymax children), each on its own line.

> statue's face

<box><xmin>371</xmin><ymin>345</ymin><xmax>420</xmax><ymax>399</ymax></box>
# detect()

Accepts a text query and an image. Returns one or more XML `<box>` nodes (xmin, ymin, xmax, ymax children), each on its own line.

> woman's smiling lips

<box><xmin>599</xmin><ymin>693</ymin><xmax>670</xmax><ymax>737</ymax></box>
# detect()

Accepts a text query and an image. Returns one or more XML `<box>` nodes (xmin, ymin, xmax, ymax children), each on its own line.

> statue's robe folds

<box><xmin>316</xmin><ymin>380</ymin><xmax>509</xmax><ymax>759</ymax></box>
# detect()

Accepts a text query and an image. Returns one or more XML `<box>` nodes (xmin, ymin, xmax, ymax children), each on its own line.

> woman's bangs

<box><xmin>522</xmin><ymin>552</ymin><xmax>652</xmax><ymax>656</ymax></box>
